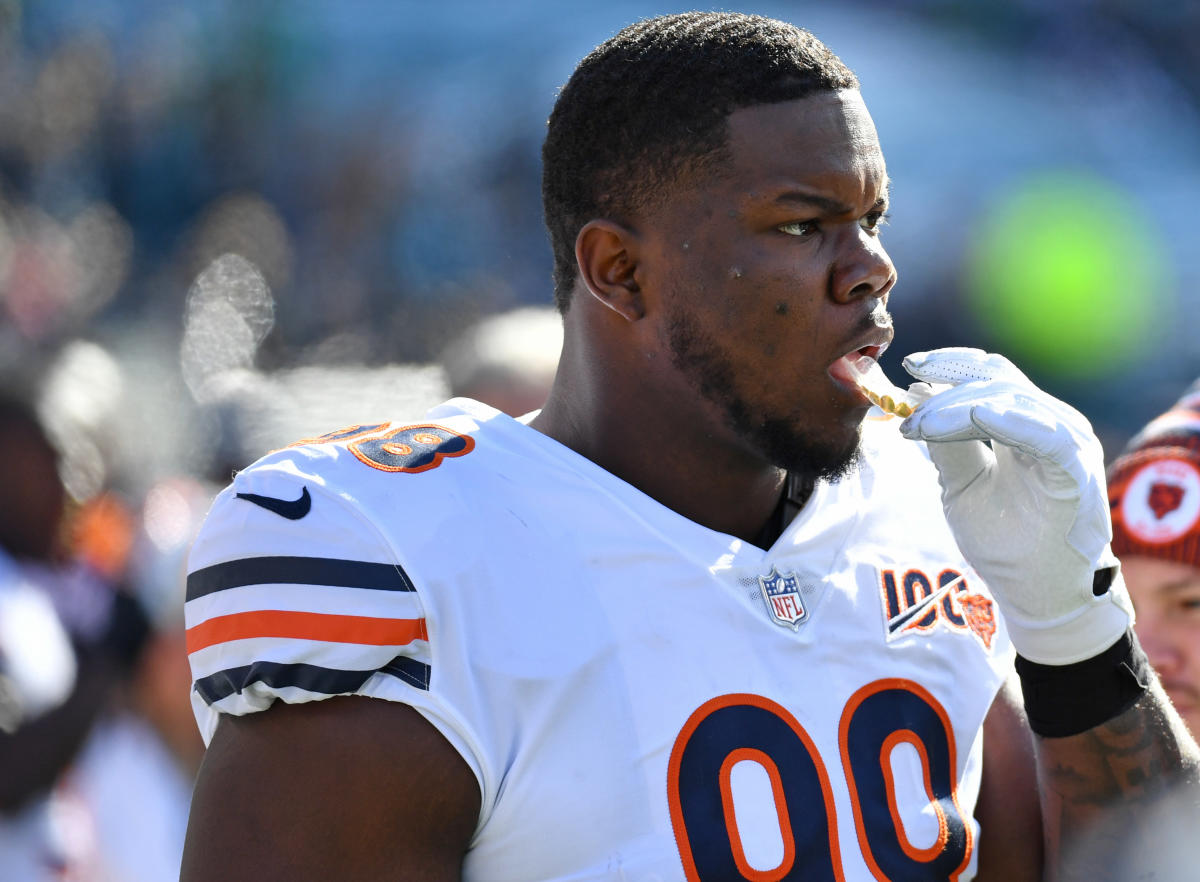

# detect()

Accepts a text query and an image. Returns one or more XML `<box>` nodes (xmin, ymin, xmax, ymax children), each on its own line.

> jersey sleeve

<box><xmin>184</xmin><ymin>450</ymin><xmax>435</xmax><ymax>746</ymax></box>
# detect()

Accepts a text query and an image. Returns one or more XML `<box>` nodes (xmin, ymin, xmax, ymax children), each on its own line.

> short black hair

<box><xmin>541</xmin><ymin>12</ymin><xmax>859</xmax><ymax>312</ymax></box>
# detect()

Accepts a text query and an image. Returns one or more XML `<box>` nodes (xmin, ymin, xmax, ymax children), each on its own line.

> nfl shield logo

<box><xmin>758</xmin><ymin>566</ymin><xmax>809</xmax><ymax>630</ymax></box>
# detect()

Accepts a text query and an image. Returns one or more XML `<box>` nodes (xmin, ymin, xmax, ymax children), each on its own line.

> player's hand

<box><xmin>897</xmin><ymin>347</ymin><xmax>1133</xmax><ymax>665</ymax></box>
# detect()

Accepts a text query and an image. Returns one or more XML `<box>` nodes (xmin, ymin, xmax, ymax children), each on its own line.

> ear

<box><xmin>574</xmin><ymin>220</ymin><xmax>644</xmax><ymax>321</ymax></box>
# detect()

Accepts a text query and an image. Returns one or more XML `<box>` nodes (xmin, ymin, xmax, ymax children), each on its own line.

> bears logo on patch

<box><xmin>1121</xmin><ymin>458</ymin><xmax>1200</xmax><ymax>544</ymax></box>
<box><xmin>958</xmin><ymin>594</ymin><xmax>996</xmax><ymax>650</ymax></box>
<box><xmin>348</xmin><ymin>424</ymin><xmax>475</xmax><ymax>473</ymax></box>
<box><xmin>1148</xmin><ymin>482</ymin><xmax>1185</xmax><ymax>520</ymax></box>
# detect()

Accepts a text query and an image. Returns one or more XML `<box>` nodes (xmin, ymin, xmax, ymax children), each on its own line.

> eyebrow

<box><xmin>773</xmin><ymin>188</ymin><xmax>891</xmax><ymax>215</ymax></box>
<box><xmin>1159</xmin><ymin>577</ymin><xmax>1200</xmax><ymax>596</ymax></box>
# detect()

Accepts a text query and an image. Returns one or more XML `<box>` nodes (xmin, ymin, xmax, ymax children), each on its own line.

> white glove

<box><xmin>898</xmin><ymin>347</ymin><xmax>1133</xmax><ymax>665</ymax></box>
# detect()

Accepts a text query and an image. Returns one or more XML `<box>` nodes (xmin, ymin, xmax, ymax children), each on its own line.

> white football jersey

<box><xmin>186</xmin><ymin>398</ymin><xmax>1012</xmax><ymax>882</ymax></box>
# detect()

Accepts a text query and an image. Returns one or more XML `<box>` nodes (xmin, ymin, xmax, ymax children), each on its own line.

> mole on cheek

<box><xmin>775</xmin><ymin>302</ymin><xmax>789</xmax><ymax>315</ymax></box>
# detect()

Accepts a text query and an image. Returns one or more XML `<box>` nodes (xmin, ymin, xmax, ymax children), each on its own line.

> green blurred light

<box><xmin>964</xmin><ymin>171</ymin><xmax>1167</xmax><ymax>378</ymax></box>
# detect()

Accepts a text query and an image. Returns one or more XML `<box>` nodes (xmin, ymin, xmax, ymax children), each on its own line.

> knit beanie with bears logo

<box><xmin>1108</xmin><ymin>379</ymin><xmax>1200</xmax><ymax>566</ymax></box>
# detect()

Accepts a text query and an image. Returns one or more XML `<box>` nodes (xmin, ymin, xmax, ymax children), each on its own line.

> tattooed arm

<box><xmin>975</xmin><ymin>671</ymin><xmax>1200</xmax><ymax>882</ymax></box>
<box><xmin>1035</xmin><ymin>679</ymin><xmax>1200</xmax><ymax>881</ymax></box>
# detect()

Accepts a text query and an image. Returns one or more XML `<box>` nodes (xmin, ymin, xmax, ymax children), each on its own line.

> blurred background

<box><xmin>0</xmin><ymin>0</ymin><xmax>1197</xmax><ymax>878</ymax></box>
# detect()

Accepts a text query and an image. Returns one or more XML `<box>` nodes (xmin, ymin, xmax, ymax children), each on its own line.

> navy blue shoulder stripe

<box><xmin>194</xmin><ymin>655</ymin><xmax>430</xmax><ymax>705</ymax></box>
<box><xmin>186</xmin><ymin>556</ymin><xmax>416</xmax><ymax>602</ymax></box>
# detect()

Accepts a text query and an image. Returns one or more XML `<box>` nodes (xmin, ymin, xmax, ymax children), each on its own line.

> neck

<box><xmin>753</xmin><ymin>472</ymin><xmax>815</xmax><ymax>548</ymax></box>
<box><xmin>531</xmin><ymin>316</ymin><xmax>792</xmax><ymax>546</ymax></box>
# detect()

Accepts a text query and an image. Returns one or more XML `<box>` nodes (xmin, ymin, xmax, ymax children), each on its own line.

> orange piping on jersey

<box><xmin>838</xmin><ymin>678</ymin><xmax>973</xmax><ymax>882</ymax></box>
<box><xmin>186</xmin><ymin>610</ymin><xmax>428</xmax><ymax>655</ymax></box>
<box><xmin>879</xmin><ymin>730</ymin><xmax>948</xmax><ymax>862</ymax></box>
<box><xmin>718</xmin><ymin>747</ymin><xmax>797</xmax><ymax>882</ymax></box>
<box><xmin>668</xmin><ymin>692</ymin><xmax>845</xmax><ymax>882</ymax></box>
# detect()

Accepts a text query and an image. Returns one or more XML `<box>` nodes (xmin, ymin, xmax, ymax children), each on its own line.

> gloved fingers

<box><xmin>902</xmin><ymin>371</ymin><xmax>1100</xmax><ymax>463</ymax></box>
<box><xmin>903</xmin><ymin>381</ymin><xmax>940</xmax><ymax>408</ymax></box>
<box><xmin>969</xmin><ymin>403</ymin><xmax>1073</xmax><ymax>462</ymax></box>
<box><xmin>969</xmin><ymin>398</ymin><xmax>1106</xmax><ymax>488</ymax></box>
<box><xmin>903</xmin><ymin>348</ymin><xmax>1093</xmax><ymax>439</ymax></box>
<box><xmin>902</xmin><ymin>387</ymin><xmax>1087</xmax><ymax>495</ymax></box>
<box><xmin>923</xmin><ymin>438</ymin><xmax>994</xmax><ymax>496</ymax></box>
<box><xmin>900</xmin><ymin>377</ymin><xmax>1014</xmax><ymax>424</ymax></box>
<box><xmin>900</xmin><ymin>389</ymin><xmax>996</xmax><ymax>443</ymax></box>
<box><xmin>902</xmin><ymin>348</ymin><xmax>1029</xmax><ymax>388</ymax></box>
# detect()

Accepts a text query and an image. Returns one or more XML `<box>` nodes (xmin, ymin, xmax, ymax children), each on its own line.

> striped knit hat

<box><xmin>1107</xmin><ymin>379</ymin><xmax>1200</xmax><ymax>566</ymax></box>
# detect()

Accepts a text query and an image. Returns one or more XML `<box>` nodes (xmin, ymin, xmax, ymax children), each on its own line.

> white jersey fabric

<box><xmin>187</xmin><ymin>398</ymin><xmax>1012</xmax><ymax>882</ymax></box>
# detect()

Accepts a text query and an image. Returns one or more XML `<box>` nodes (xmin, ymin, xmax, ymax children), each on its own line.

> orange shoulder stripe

<box><xmin>186</xmin><ymin>609</ymin><xmax>429</xmax><ymax>655</ymax></box>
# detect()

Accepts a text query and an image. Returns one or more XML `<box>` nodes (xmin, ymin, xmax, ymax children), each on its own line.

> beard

<box><xmin>664</xmin><ymin>307</ymin><xmax>863</xmax><ymax>485</ymax></box>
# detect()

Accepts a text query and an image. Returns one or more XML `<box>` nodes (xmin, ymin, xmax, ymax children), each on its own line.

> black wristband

<box><xmin>1015</xmin><ymin>629</ymin><xmax>1152</xmax><ymax>738</ymax></box>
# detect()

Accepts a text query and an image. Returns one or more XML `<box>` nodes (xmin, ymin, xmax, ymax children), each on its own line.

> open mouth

<box><xmin>828</xmin><ymin>346</ymin><xmax>919</xmax><ymax>417</ymax></box>
<box><xmin>828</xmin><ymin>345</ymin><xmax>884</xmax><ymax>398</ymax></box>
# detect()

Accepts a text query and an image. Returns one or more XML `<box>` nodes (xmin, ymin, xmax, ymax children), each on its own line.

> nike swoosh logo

<box><xmin>236</xmin><ymin>486</ymin><xmax>312</xmax><ymax>520</ymax></box>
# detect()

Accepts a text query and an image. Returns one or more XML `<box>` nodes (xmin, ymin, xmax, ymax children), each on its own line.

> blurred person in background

<box><xmin>55</xmin><ymin>476</ymin><xmax>212</xmax><ymax>882</ymax></box>
<box><xmin>0</xmin><ymin>393</ymin><xmax>143</xmax><ymax>878</ymax></box>
<box><xmin>0</xmin><ymin>393</ymin><xmax>80</xmax><ymax>878</ymax></box>
<box><xmin>1079</xmin><ymin>379</ymin><xmax>1200</xmax><ymax>882</ymax></box>
<box><xmin>1108</xmin><ymin>379</ymin><xmax>1200</xmax><ymax>735</ymax></box>
<box><xmin>439</xmin><ymin>305</ymin><xmax>563</xmax><ymax>417</ymax></box>
<box><xmin>0</xmin><ymin>389</ymin><xmax>205</xmax><ymax>882</ymax></box>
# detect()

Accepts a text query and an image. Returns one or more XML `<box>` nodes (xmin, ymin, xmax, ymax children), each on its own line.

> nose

<box><xmin>830</xmin><ymin>227</ymin><xmax>896</xmax><ymax>304</ymax></box>
<box><xmin>1136</xmin><ymin>621</ymin><xmax>1183</xmax><ymax>677</ymax></box>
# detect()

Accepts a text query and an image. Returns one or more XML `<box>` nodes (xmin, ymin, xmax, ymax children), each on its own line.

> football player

<box><xmin>181</xmin><ymin>13</ymin><xmax>1198</xmax><ymax>881</ymax></box>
